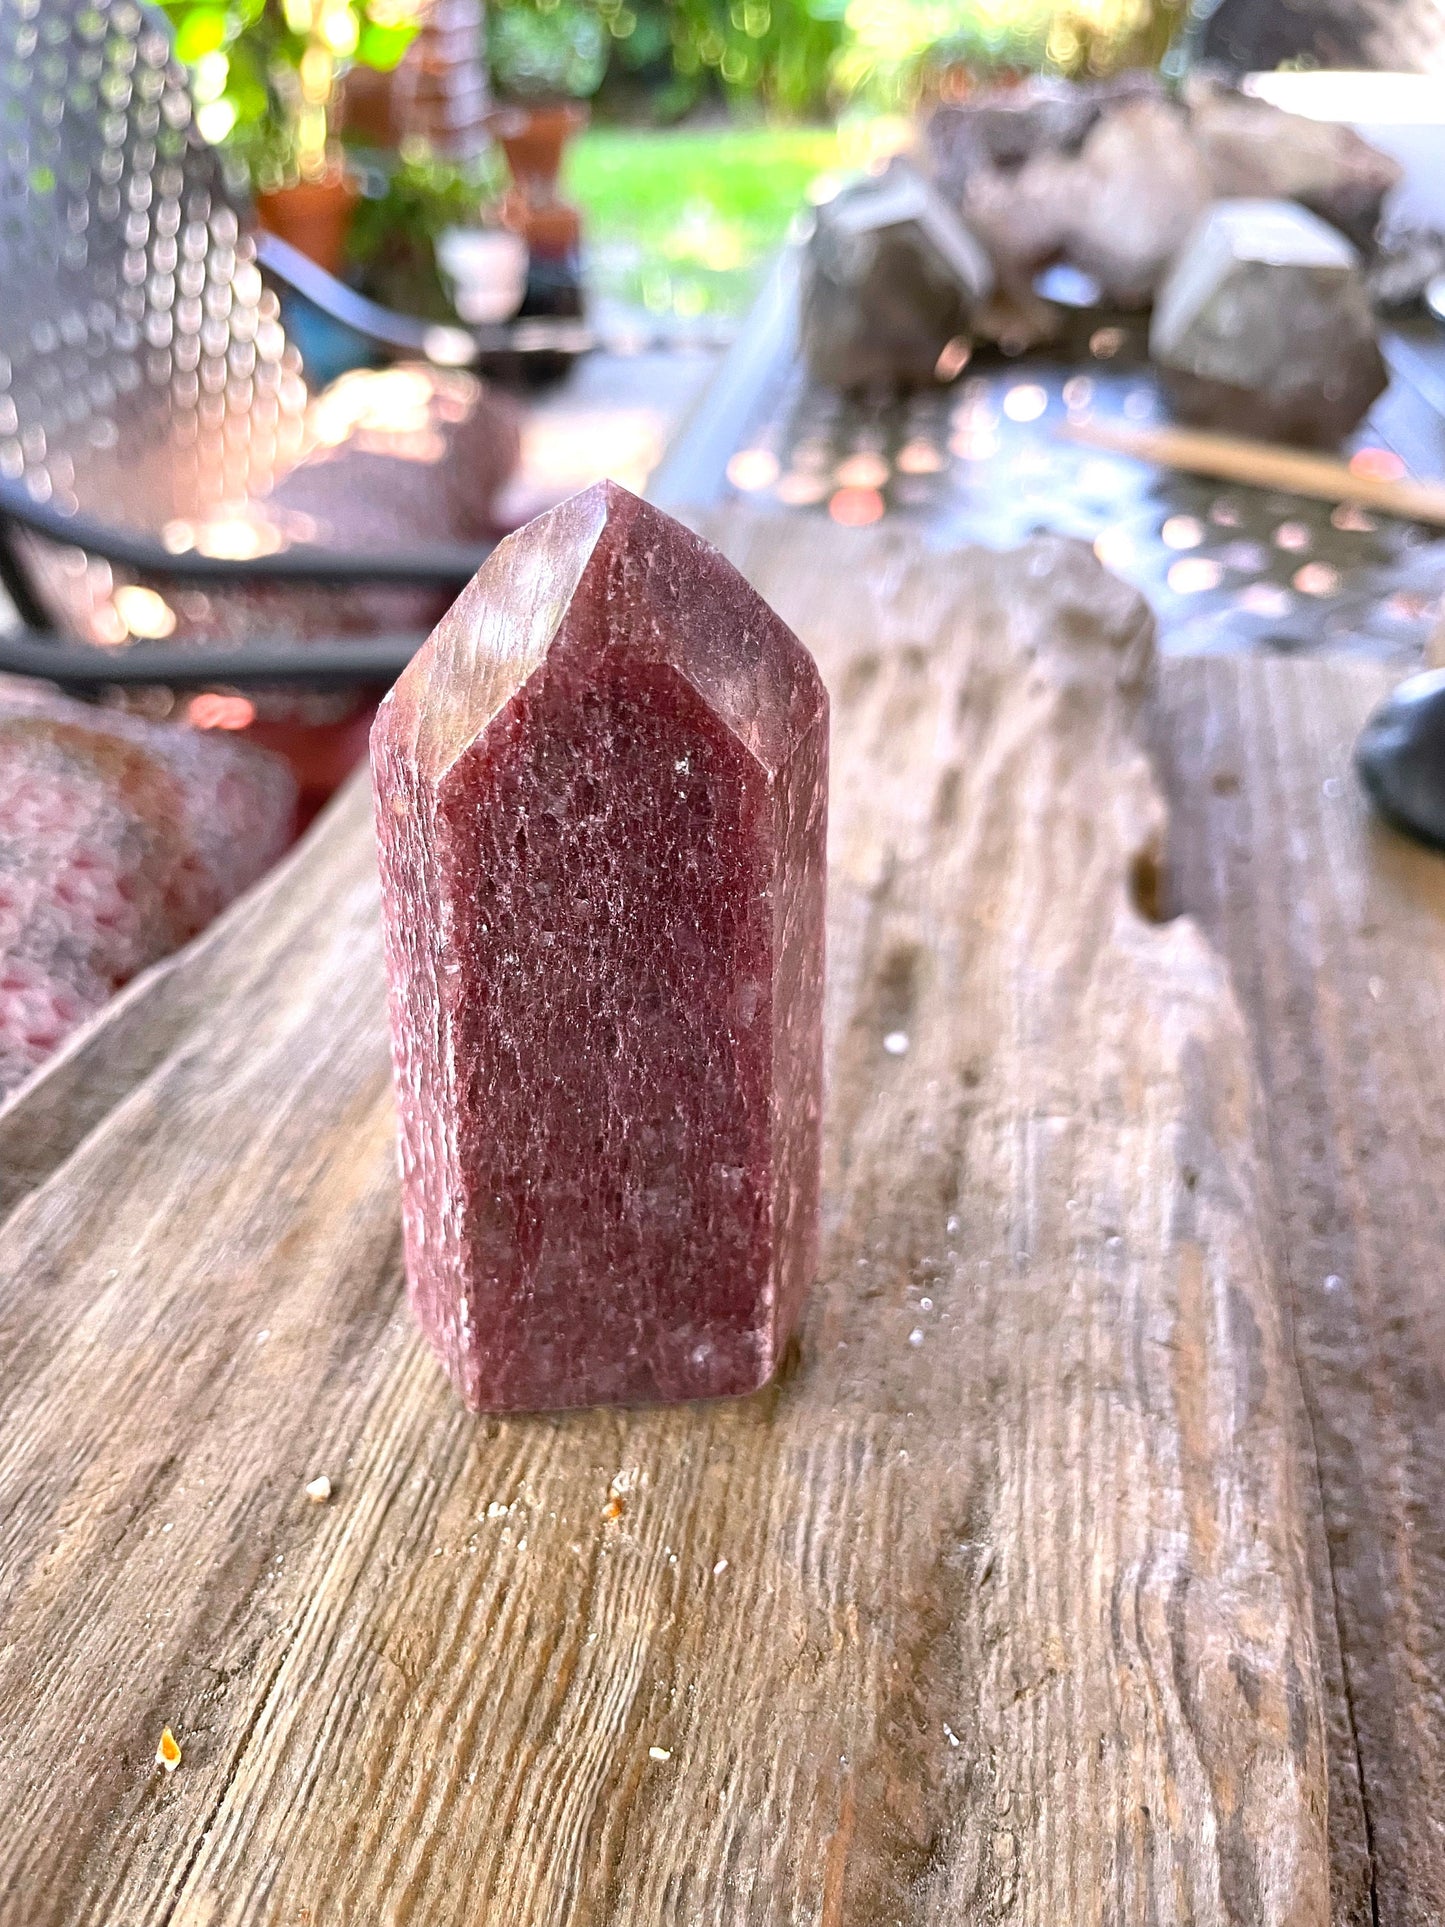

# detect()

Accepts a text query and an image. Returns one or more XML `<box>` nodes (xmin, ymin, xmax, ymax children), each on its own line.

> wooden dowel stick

<box><xmin>1059</xmin><ymin>416</ymin><xmax>1445</xmax><ymax>528</ymax></box>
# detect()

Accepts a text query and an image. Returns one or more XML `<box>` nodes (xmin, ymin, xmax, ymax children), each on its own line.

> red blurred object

<box><xmin>1349</xmin><ymin>446</ymin><xmax>1408</xmax><ymax>483</ymax></box>
<box><xmin>0</xmin><ymin>682</ymin><xmax>297</xmax><ymax>1097</ymax></box>
<box><xmin>491</xmin><ymin>101</ymin><xmax>587</xmax><ymax>318</ymax></box>
<box><xmin>504</xmin><ymin>194</ymin><xmax>581</xmax><ymax>260</ymax></box>
<box><xmin>188</xmin><ymin>693</ymin><xmax>258</xmax><ymax>732</ymax></box>
<box><xmin>488</xmin><ymin>100</ymin><xmax>588</xmax><ymax>205</ymax></box>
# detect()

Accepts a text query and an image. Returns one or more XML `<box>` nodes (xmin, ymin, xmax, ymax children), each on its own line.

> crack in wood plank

<box><xmin>1156</xmin><ymin>654</ymin><xmax>1445</xmax><ymax>1927</ymax></box>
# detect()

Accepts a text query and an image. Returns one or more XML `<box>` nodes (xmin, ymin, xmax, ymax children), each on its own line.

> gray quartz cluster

<box><xmin>1150</xmin><ymin>198</ymin><xmax>1387</xmax><ymax>446</ymax></box>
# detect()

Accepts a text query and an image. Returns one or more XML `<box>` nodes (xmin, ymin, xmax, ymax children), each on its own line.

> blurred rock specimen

<box><xmin>1184</xmin><ymin>78</ymin><xmax>1403</xmax><ymax>248</ymax></box>
<box><xmin>1367</xmin><ymin>227</ymin><xmax>1445</xmax><ymax>311</ymax></box>
<box><xmin>1058</xmin><ymin>98</ymin><xmax>1215</xmax><ymax>304</ymax></box>
<box><xmin>1151</xmin><ymin>198</ymin><xmax>1388</xmax><ymax>445</ymax></box>
<box><xmin>926</xmin><ymin>72</ymin><xmax>1164</xmax><ymax>196</ymax></box>
<box><xmin>800</xmin><ymin>161</ymin><xmax>994</xmax><ymax>391</ymax></box>
<box><xmin>372</xmin><ymin>482</ymin><xmax>828</xmax><ymax>1412</ymax></box>
<box><xmin>936</xmin><ymin>91</ymin><xmax>1210</xmax><ymax>309</ymax></box>
<box><xmin>0</xmin><ymin>682</ymin><xmax>296</xmax><ymax>1096</ymax></box>
<box><xmin>923</xmin><ymin>73</ymin><xmax>1403</xmax><ymax>319</ymax></box>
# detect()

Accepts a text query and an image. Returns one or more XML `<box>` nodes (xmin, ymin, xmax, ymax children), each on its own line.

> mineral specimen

<box><xmin>925</xmin><ymin>72</ymin><xmax>1165</xmax><ymax>199</ymax></box>
<box><xmin>953</xmin><ymin>96</ymin><xmax>1210</xmax><ymax>312</ymax></box>
<box><xmin>1356</xmin><ymin>669</ymin><xmax>1445</xmax><ymax>851</ymax></box>
<box><xmin>1368</xmin><ymin>226</ymin><xmax>1445</xmax><ymax>313</ymax></box>
<box><xmin>800</xmin><ymin>160</ymin><xmax>994</xmax><ymax>392</ymax></box>
<box><xmin>0</xmin><ymin>680</ymin><xmax>296</xmax><ymax>1096</ymax></box>
<box><xmin>1151</xmin><ymin>198</ymin><xmax>1388</xmax><ymax>446</ymax></box>
<box><xmin>923</xmin><ymin>72</ymin><xmax>1403</xmax><ymax>329</ymax></box>
<box><xmin>372</xmin><ymin>482</ymin><xmax>829</xmax><ymax>1412</ymax></box>
<box><xmin>1185</xmin><ymin>77</ymin><xmax>1403</xmax><ymax>249</ymax></box>
<box><xmin>1062</xmin><ymin>99</ymin><xmax>1213</xmax><ymax>306</ymax></box>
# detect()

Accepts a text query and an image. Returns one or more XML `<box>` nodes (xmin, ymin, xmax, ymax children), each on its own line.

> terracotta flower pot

<box><xmin>503</xmin><ymin>194</ymin><xmax>580</xmax><ymax>258</ymax></box>
<box><xmin>255</xmin><ymin>173</ymin><xmax>361</xmax><ymax>277</ymax></box>
<box><xmin>487</xmin><ymin>99</ymin><xmax>588</xmax><ymax>204</ymax></box>
<box><xmin>340</xmin><ymin>62</ymin><xmax>399</xmax><ymax>149</ymax></box>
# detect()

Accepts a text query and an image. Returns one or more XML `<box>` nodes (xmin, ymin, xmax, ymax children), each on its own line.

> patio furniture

<box><xmin>0</xmin><ymin>0</ymin><xmax>585</xmax><ymax>698</ymax></box>
<box><xmin>1</xmin><ymin>509</ymin><xmax>1439</xmax><ymax>1919</ymax></box>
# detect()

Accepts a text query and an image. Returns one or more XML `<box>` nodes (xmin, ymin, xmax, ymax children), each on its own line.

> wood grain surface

<box><xmin>1160</xmin><ymin>656</ymin><xmax>1445</xmax><ymax>1927</ymax></box>
<box><xmin>0</xmin><ymin>517</ymin><xmax>1330</xmax><ymax>1924</ymax></box>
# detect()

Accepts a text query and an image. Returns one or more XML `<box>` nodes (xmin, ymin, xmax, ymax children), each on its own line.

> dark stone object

<box><xmin>1356</xmin><ymin>669</ymin><xmax>1445</xmax><ymax>852</ymax></box>
<box><xmin>1184</xmin><ymin>77</ymin><xmax>1403</xmax><ymax>251</ymax></box>
<box><xmin>1151</xmin><ymin>198</ymin><xmax>1387</xmax><ymax>446</ymax></box>
<box><xmin>800</xmin><ymin>161</ymin><xmax>993</xmax><ymax>393</ymax></box>
<box><xmin>372</xmin><ymin>481</ymin><xmax>829</xmax><ymax>1412</ymax></box>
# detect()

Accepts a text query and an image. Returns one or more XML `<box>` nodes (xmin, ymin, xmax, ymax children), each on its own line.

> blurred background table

<box><xmin>653</xmin><ymin>256</ymin><xmax>1445</xmax><ymax>665</ymax></box>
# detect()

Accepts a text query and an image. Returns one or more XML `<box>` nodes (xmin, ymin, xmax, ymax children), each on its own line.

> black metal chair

<box><xmin>0</xmin><ymin>0</ymin><xmax>585</xmax><ymax>696</ymax></box>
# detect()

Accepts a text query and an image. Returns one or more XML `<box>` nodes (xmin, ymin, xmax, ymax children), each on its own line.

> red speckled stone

<box><xmin>372</xmin><ymin>482</ymin><xmax>828</xmax><ymax>1411</ymax></box>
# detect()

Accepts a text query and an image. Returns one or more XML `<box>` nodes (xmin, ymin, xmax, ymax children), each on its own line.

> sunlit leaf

<box><xmin>172</xmin><ymin>6</ymin><xmax>228</xmax><ymax>62</ymax></box>
<box><xmin>356</xmin><ymin>20</ymin><xmax>415</xmax><ymax>69</ymax></box>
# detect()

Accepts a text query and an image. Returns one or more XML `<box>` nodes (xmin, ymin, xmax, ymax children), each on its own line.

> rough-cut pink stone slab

<box><xmin>372</xmin><ymin>482</ymin><xmax>828</xmax><ymax>1411</ymax></box>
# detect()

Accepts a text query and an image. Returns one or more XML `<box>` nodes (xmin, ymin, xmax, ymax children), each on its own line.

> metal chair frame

<box><xmin>0</xmin><ymin>0</ymin><xmax>590</xmax><ymax>693</ymax></box>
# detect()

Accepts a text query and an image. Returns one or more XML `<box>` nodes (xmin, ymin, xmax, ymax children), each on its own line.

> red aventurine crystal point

<box><xmin>371</xmin><ymin>482</ymin><xmax>828</xmax><ymax>1411</ymax></box>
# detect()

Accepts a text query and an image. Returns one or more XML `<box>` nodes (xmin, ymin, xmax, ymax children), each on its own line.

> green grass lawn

<box><xmin>565</xmin><ymin>126</ymin><xmax>841</xmax><ymax>321</ymax></box>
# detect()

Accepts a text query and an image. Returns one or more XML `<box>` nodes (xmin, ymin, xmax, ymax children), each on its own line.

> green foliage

<box><xmin>834</xmin><ymin>0</ymin><xmax>1044</xmax><ymax>103</ymax></box>
<box><xmin>156</xmin><ymin>0</ymin><xmax>421</xmax><ymax>181</ymax></box>
<box><xmin>165</xmin><ymin>0</ymin><xmax>1174</xmax><ymax>143</ymax></box>
<box><xmin>834</xmin><ymin>0</ymin><xmax>1178</xmax><ymax>105</ymax></box>
<box><xmin>488</xmin><ymin>0</ymin><xmax>610</xmax><ymax>99</ymax></box>
<box><xmin>487</xmin><ymin>0</ymin><xmax>846</xmax><ymax>119</ymax></box>
<box><xmin>659</xmin><ymin>0</ymin><xmax>846</xmax><ymax>114</ymax></box>
<box><xmin>346</xmin><ymin>149</ymin><xmax>505</xmax><ymax>317</ymax></box>
<box><xmin>486</xmin><ymin>0</ymin><xmax>1175</xmax><ymax>119</ymax></box>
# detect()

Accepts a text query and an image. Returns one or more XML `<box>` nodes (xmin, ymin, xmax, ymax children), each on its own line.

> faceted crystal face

<box><xmin>373</xmin><ymin>482</ymin><xmax>828</xmax><ymax>1412</ymax></box>
<box><xmin>801</xmin><ymin>162</ymin><xmax>994</xmax><ymax>393</ymax></box>
<box><xmin>1150</xmin><ymin>197</ymin><xmax>1387</xmax><ymax>446</ymax></box>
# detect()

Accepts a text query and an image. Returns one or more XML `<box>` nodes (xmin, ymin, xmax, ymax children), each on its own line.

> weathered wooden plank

<box><xmin>1158</xmin><ymin>655</ymin><xmax>1445</xmax><ymax>1927</ymax></box>
<box><xmin>0</xmin><ymin>518</ymin><xmax>1328</xmax><ymax>1925</ymax></box>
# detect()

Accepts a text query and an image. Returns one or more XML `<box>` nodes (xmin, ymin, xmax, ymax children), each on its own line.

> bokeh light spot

<box><xmin>1160</xmin><ymin>515</ymin><xmax>1204</xmax><ymax>550</ymax></box>
<box><xmin>829</xmin><ymin>486</ymin><xmax>885</xmax><ymax>527</ymax></box>
<box><xmin>1167</xmin><ymin>557</ymin><xmax>1223</xmax><ymax>594</ymax></box>
<box><xmin>1002</xmin><ymin>383</ymin><xmax>1048</xmax><ymax>423</ymax></box>
<box><xmin>188</xmin><ymin>693</ymin><xmax>256</xmax><ymax>731</ymax></box>
<box><xmin>725</xmin><ymin>448</ymin><xmax>780</xmax><ymax>493</ymax></box>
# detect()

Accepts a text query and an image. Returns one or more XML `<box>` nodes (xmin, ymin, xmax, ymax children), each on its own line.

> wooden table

<box><xmin>1</xmin><ymin>513</ymin><xmax>1440</xmax><ymax>1925</ymax></box>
